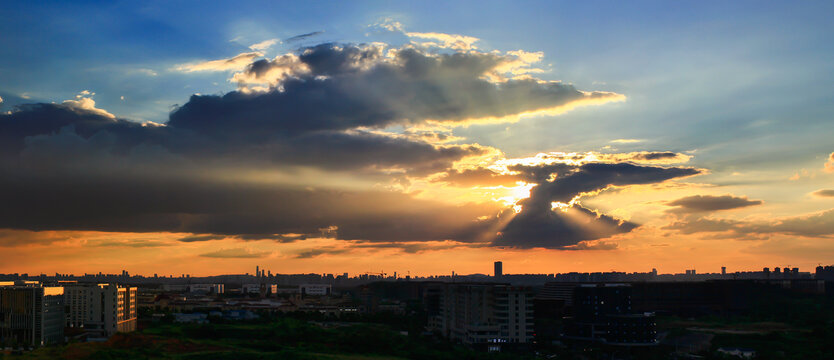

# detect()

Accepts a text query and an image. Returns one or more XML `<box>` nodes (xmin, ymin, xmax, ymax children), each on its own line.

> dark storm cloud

<box><xmin>279</xmin><ymin>131</ymin><xmax>485</xmax><ymax>174</ymax></box>
<box><xmin>0</xmin><ymin>102</ymin><xmax>481</xmax><ymax>175</ymax></box>
<box><xmin>183</xmin><ymin>44</ymin><xmax>621</xmax><ymax>138</ymax></box>
<box><xmin>0</xmin><ymin>42</ymin><xmax>629</xmax><ymax>248</ymax></box>
<box><xmin>0</xmin><ymin>163</ymin><xmax>503</xmax><ymax>241</ymax></box>
<box><xmin>494</xmin><ymin>162</ymin><xmax>702</xmax><ymax>249</ymax></box>
<box><xmin>666</xmin><ymin>194</ymin><xmax>763</xmax><ymax>213</ymax></box>
<box><xmin>0</xmin><ymin>91</ymin><xmax>500</xmax><ymax>245</ymax></box>
<box><xmin>510</xmin><ymin>162</ymin><xmax>701</xmax><ymax>203</ymax></box>
<box><xmin>494</xmin><ymin>205</ymin><xmax>638</xmax><ymax>249</ymax></box>
<box><xmin>0</xmin><ymin>103</ymin><xmax>170</xmax><ymax>156</ymax></box>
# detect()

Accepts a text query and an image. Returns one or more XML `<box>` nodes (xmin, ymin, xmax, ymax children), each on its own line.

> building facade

<box><xmin>0</xmin><ymin>282</ymin><xmax>65</xmax><ymax>347</ymax></box>
<box><xmin>64</xmin><ymin>283</ymin><xmax>137</xmax><ymax>338</ymax></box>
<box><xmin>564</xmin><ymin>283</ymin><xmax>656</xmax><ymax>346</ymax></box>
<box><xmin>300</xmin><ymin>284</ymin><xmax>332</xmax><ymax>296</ymax></box>
<box><xmin>430</xmin><ymin>283</ymin><xmax>534</xmax><ymax>348</ymax></box>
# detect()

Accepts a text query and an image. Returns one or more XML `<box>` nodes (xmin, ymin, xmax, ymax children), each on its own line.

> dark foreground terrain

<box><xmin>2</xmin><ymin>318</ymin><xmax>531</xmax><ymax>360</ymax></box>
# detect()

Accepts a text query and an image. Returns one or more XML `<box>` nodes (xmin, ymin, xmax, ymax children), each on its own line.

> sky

<box><xmin>1</xmin><ymin>1</ymin><xmax>833</xmax><ymax>277</ymax></box>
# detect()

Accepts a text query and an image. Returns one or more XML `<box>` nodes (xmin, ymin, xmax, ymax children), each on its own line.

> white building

<box><xmin>187</xmin><ymin>284</ymin><xmax>224</xmax><ymax>294</ymax></box>
<box><xmin>241</xmin><ymin>283</ymin><xmax>276</xmax><ymax>295</ymax></box>
<box><xmin>299</xmin><ymin>284</ymin><xmax>331</xmax><ymax>296</ymax></box>
<box><xmin>430</xmin><ymin>283</ymin><xmax>534</xmax><ymax>347</ymax></box>
<box><xmin>64</xmin><ymin>283</ymin><xmax>137</xmax><ymax>338</ymax></box>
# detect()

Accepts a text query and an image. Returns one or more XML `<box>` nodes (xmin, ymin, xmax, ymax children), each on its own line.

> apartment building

<box><xmin>429</xmin><ymin>283</ymin><xmax>534</xmax><ymax>349</ymax></box>
<box><xmin>64</xmin><ymin>283</ymin><xmax>137</xmax><ymax>338</ymax></box>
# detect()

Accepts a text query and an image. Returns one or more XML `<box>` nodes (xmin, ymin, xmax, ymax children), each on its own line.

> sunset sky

<box><xmin>2</xmin><ymin>1</ymin><xmax>833</xmax><ymax>277</ymax></box>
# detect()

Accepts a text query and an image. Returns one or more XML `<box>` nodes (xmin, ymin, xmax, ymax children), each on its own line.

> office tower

<box><xmin>494</xmin><ymin>261</ymin><xmax>503</xmax><ymax>279</ymax></box>
<box><xmin>0</xmin><ymin>282</ymin><xmax>65</xmax><ymax>346</ymax></box>
<box><xmin>64</xmin><ymin>284</ymin><xmax>137</xmax><ymax>338</ymax></box>
<box><xmin>721</xmin><ymin>266</ymin><xmax>726</xmax><ymax>275</ymax></box>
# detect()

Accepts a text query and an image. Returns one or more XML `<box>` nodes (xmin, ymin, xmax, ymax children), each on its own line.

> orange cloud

<box><xmin>825</xmin><ymin>152</ymin><xmax>834</xmax><ymax>173</ymax></box>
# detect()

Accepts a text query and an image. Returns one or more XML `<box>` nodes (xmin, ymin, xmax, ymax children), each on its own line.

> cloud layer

<box><xmin>494</xmin><ymin>161</ymin><xmax>701</xmax><ymax>248</ymax></box>
<box><xmin>0</xmin><ymin>42</ymin><xmax>668</xmax><ymax>251</ymax></box>
<box><xmin>666</xmin><ymin>195</ymin><xmax>763</xmax><ymax>213</ymax></box>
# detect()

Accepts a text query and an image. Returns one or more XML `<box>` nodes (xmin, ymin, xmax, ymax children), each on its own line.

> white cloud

<box><xmin>174</xmin><ymin>51</ymin><xmax>263</xmax><ymax>72</ymax></box>
<box><xmin>370</xmin><ymin>17</ymin><xmax>405</xmax><ymax>32</ymax></box>
<box><xmin>231</xmin><ymin>53</ymin><xmax>311</xmax><ymax>90</ymax></box>
<box><xmin>62</xmin><ymin>91</ymin><xmax>115</xmax><ymax>119</ymax></box>
<box><xmin>611</xmin><ymin>139</ymin><xmax>644</xmax><ymax>144</ymax></box>
<box><xmin>249</xmin><ymin>38</ymin><xmax>280</xmax><ymax>51</ymax></box>
<box><xmin>406</xmin><ymin>32</ymin><xmax>480</xmax><ymax>50</ymax></box>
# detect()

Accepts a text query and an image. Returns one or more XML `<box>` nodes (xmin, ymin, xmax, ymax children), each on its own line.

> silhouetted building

<box><xmin>0</xmin><ymin>282</ymin><xmax>64</xmax><ymax>347</ymax></box>
<box><xmin>817</xmin><ymin>265</ymin><xmax>834</xmax><ymax>281</ymax></box>
<box><xmin>564</xmin><ymin>284</ymin><xmax>656</xmax><ymax>346</ymax></box>
<box><xmin>494</xmin><ymin>261</ymin><xmax>503</xmax><ymax>280</ymax></box>
<box><xmin>534</xmin><ymin>282</ymin><xmax>573</xmax><ymax>343</ymax></box>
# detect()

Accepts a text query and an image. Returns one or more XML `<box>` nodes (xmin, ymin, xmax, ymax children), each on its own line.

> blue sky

<box><xmin>3</xmin><ymin>1</ymin><xmax>831</xmax><ymax>156</ymax></box>
<box><xmin>2</xmin><ymin>1</ymin><xmax>834</xmax><ymax>274</ymax></box>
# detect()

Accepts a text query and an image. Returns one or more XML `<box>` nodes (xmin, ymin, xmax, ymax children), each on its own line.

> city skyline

<box><xmin>2</xmin><ymin>2</ymin><xmax>834</xmax><ymax>276</ymax></box>
<box><xmin>0</xmin><ymin>262</ymin><xmax>822</xmax><ymax>281</ymax></box>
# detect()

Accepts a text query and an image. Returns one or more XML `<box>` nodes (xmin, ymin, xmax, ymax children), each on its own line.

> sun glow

<box><xmin>495</xmin><ymin>183</ymin><xmax>535</xmax><ymax>208</ymax></box>
<box><xmin>551</xmin><ymin>195</ymin><xmax>582</xmax><ymax>212</ymax></box>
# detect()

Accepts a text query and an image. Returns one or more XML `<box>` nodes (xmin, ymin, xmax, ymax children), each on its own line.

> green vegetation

<box><xmin>3</xmin><ymin>318</ymin><xmax>532</xmax><ymax>360</ymax></box>
<box><xmin>653</xmin><ymin>290</ymin><xmax>834</xmax><ymax>360</ymax></box>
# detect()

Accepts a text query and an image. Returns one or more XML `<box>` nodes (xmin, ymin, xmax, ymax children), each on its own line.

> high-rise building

<box><xmin>721</xmin><ymin>267</ymin><xmax>727</xmax><ymax>275</ymax></box>
<box><xmin>494</xmin><ymin>261</ymin><xmax>503</xmax><ymax>279</ymax></box>
<box><xmin>429</xmin><ymin>283</ymin><xmax>533</xmax><ymax>349</ymax></box>
<box><xmin>64</xmin><ymin>284</ymin><xmax>137</xmax><ymax>338</ymax></box>
<box><xmin>0</xmin><ymin>282</ymin><xmax>65</xmax><ymax>346</ymax></box>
